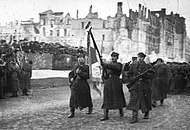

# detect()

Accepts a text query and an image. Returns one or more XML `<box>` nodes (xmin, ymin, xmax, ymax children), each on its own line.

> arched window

<box><xmin>50</xmin><ymin>30</ymin><xmax>53</xmax><ymax>36</ymax></box>
<box><xmin>64</xmin><ymin>29</ymin><xmax>67</xmax><ymax>36</ymax></box>
<box><xmin>43</xmin><ymin>27</ymin><xmax>46</xmax><ymax>36</ymax></box>
<box><xmin>81</xmin><ymin>22</ymin><xmax>84</xmax><ymax>29</ymax></box>
<box><xmin>67</xmin><ymin>19</ymin><xmax>71</xmax><ymax>24</ymax></box>
<box><xmin>102</xmin><ymin>34</ymin><xmax>105</xmax><ymax>41</ymax></box>
<box><xmin>57</xmin><ymin>30</ymin><xmax>60</xmax><ymax>37</ymax></box>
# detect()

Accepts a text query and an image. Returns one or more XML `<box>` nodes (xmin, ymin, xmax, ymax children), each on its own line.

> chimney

<box><xmin>129</xmin><ymin>9</ymin><xmax>132</xmax><ymax>19</ymax></box>
<box><xmin>144</xmin><ymin>7</ymin><xmax>147</xmax><ymax>19</ymax></box>
<box><xmin>138</xmin><ymin>4</ymin><xmax>141</xmax><ymax>18</ymax></box>
<box><xmin>76</xmin><ymin>10</ymin><xmax>79</xmax><ymax>19</ymax></box>
<box><xmin>148</xmin><ymin>9</ymin><xmax>151</xmax><ymax>21</ymax></box>
<box><xmin>142</xmin><ymin>6</ymin><xmax>144</xmax><ymax>19</ymax></box>
<box><xmin>117</xmin><ymin>2</ymin><xmax>123</xmax><ymax>13</ymax></box>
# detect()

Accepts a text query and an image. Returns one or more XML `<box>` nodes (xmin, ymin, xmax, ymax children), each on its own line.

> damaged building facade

<box><xmin>38</xmin><ymin>2</ymin><xmax>190</xmax><ymax>63</ymax></box>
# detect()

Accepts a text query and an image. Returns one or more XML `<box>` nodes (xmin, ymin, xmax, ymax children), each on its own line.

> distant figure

<box><xmin>21</xmin><ymin>59</ymin><xmax>33</xmax><ymax>96</ymax></box>
<box><xmin>68</xmin><ymin>53</ymin><xmax>93</xmax><ymax>118</ymax></box>
<box><xmin>7</xmin><ymin>60</ymin><xmax>20</xmax><ymax>97</ymax></box>
<box><xmin>100</xmin><ymin>52</ymin><xmax>126</xmax><ymax>121</ymax></box>
<box><xmin>0</xmin><ymin>58</ymin><xmax>6</xmax><ymax>99</ymax></box>
<box><xmin>151</xmin><ymin>58</ymin><xmax>172</xmax><ymax>107</ymax></box>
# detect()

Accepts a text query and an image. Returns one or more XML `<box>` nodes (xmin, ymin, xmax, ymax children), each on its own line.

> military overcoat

<box><xmin>127</xmin><ymin>61</ymin><xmax>154</xmax><ymax>113</ymax></box>
<box><xmin>68</xmin><ymin>64</ymin><xmax>93</xmax><ymax>110</ymax></box>
<box><xmin>101</xmin><ymin>61</ymin><xmax>126</xmax><ymax>109</ymax></box>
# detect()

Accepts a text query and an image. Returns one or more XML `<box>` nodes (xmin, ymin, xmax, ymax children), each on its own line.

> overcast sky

<box><xmin>0</xmin><ymin>0</ymin><xmax>190</xmax><ymax>36</ymax></box>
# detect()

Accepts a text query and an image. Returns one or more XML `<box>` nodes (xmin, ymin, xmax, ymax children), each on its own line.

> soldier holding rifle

<box><xmin>67</xmin><ymin>53</ymin><xmax>93</xmax><ymax>118</ymax></box>
<box><xmin>126</xmin><ymin>52</ymin><xmax>155</xmax><ymax>123</ymax></box>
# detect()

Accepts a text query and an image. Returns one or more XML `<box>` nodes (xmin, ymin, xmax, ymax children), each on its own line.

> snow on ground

<box><xmin>31</xmin><ymin>70</ymin><xmax>70</xmax><ymax>79</ymax></box>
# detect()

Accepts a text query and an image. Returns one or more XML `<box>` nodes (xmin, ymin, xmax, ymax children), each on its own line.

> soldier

<box><xmin>7</xmin><ymin>60</ymin><xmax>20</xmax><ymax>97</ymax></box>
<box><xmin>122</xmin><ymin>57</ymin><xmax>137</xmax><ymax>83</ymax></box>
<box><xmin>127</xmin><ymin>52</ymin><xmax>155</xmax><ymax>123</ymax></box>
<box><xmin>100</xmin><ymin>52</ymin><xmax>126</xmax><ymax>121</ymax></box>
<box><xmin>0</xmin><ymin>57</ymin><xmax>6</xmax><ymax>99</ymax></box>
<box><xmin>151</xmin><ymin>58</ymin><xmax>172</xmax><ymax>107</ymax></box>
<box><xmin>20</xmin><ymin>59</ymin><xmax>32</xmax><ymax>96</ymax></box>
<box><xmin>68</xmin><ymin>53</ymin><xmax>93</xmax><ymax>118</ymax></box>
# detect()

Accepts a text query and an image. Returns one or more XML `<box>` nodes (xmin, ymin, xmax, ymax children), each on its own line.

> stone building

<box><xmin>39</xmin><ymin>10</ymin><xmax>73</xmax><ymax>45</ymax></box>
<box><xmin>20</xmin><ymin>18</ymin><xmax>40</xmax><ymax>41</ymax></box>
<box><xmin>37</xmin><ymin>2</ymin><xmax>189</xmax><ymax>63</ymax></box>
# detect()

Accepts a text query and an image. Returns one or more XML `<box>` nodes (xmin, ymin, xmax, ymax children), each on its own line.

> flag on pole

<box><xmin>87</xmin><ymin>31</ymin><xmax>101</xmax><ymax>78</ymax></box>
<box><xmin>87</xmin><ymin>32</ymin><xmax>97</xmax><ymax>64</ymax></box>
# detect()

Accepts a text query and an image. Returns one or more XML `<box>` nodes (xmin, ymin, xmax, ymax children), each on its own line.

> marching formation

<box><xmin>1</xmin><ymin>36</ymin><xmax>190</xmax><ymax>125</ymax></box>
<box><xmin>67</xmin><ymin>24</ymin><xmax>190</xmax><ymax>123</ymax></box>
<box><xmin>67</xmin><ymin>51</ymin><xmax>190</xmax><ymax>123</ymax></box>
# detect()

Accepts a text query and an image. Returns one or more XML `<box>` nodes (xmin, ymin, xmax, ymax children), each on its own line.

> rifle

<box><xmin>126</xmin><ymin>68</ymin><xmax>155</xmax><ymax>89</ymax></box>
<box><xmin>85</xmin><ymin>22</ymin><xmax>108</xmax><ymax>80</ymax></box>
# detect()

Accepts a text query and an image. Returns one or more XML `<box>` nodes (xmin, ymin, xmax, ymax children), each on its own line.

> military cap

<box><xmin>111</xmin><ymin>52</ymin><xmax>119</xmax><ymax>57</ymax></box>
<box><xmin>77</xmin><ymin>53</ymin><xmax>85</xmax><ymax>58</ymax></box>
<box><xmin>132</xmin><ymin>57</ymin><xmax>137</xmax><ymax>61</ymax></box>
<box><xmin>156</xmin><ymin>58</ymin><xmax>163</xmax><ymax>63</ymax></box>
<box><xmin>137</xmin><ymin>52</ymin><xmax>146</xmax><ymax>58</ymax></box>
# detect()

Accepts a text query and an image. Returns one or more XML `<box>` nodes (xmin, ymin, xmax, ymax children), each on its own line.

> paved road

<box><xmin>1</xmin><ymin>85</ymin><xmax>190</xmax><ymax>130</ymax></box>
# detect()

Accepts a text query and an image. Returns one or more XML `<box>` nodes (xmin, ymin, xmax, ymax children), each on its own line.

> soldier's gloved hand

<box><xmin>76</xmin><ymin>68</ymin><xmax>80</xmax><ymax>74</ymax></box>
<box><xmin>70</xmin><ymin>78</ymin><xmax>74</xmax><ymax>83</ymax></box>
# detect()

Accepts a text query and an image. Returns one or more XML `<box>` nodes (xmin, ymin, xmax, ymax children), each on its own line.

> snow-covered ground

<box><xmin>31</xmin><ymin>70</ymin><xmax>70</xmax><ymax>79</ymax></box>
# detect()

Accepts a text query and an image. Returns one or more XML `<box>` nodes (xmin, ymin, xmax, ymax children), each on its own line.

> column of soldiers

<box><xmin>68</xmin><ymin>51</ymin><xmax>190</xmax><ymax>123</ymax></box>
<box><xmin>0</xmin><ymin>40</ymin><xmax>33</xmax><ymax>99</ymax></box>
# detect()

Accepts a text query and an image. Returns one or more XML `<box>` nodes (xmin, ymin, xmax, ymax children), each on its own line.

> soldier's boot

<box><xmin>0</xmin><ymin>92</ymin><xmax>6</xmax><ymax>99</ymax></box>
<box><xmin>68</xmin><ymin>108</ymin><xmax>75</xmax><ymax>118</ymax></box>
<box><xmin>11</xmin><ymin>92</ymin><xmax>18</xmax><ymax>97</ymax></box>
<box><xmin>143</xmin><ymin>111</ymin><xmax>149</xmax><ymax>119</ymax></box>
<box><xmin>160</xmin><ymin>99</ymin><xmax>164</xmax><ymax>106</ymax></box>
<box><xmin>25</xmin><ymin>89</ymin><xmax>29</xmax><ymax>96</ymax></box>
<box><xmin>100</xmin><ymin>109</ymin><xmax>109</xmax><ymax>121</ymax></box>
<box><xmin>152</xmin><ymin>100</ymin><xmax>157</xmax><ymax>108</ymax></box>
<box><xmin>119</xmin><ymin>108</ymin><xmax>124</xmax><ymax>117</ymax></box>
<box><xmin>130</xmin><ymin>110</ymin><xmax>138</xmax><ymax>123</ymax></box>
<box><xmin>86</xmin><ymin>107</ymin><xmax>93</xmax><ymax>114</ymax></box>
<box><xmin>22</xmin><ymin>89</ymin><xmax>26</xmax><ymax>96</ymax></box>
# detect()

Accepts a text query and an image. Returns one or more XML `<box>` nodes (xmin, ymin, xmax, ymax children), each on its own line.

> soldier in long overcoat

<box><xmin>20</xmin><ymin>59</ymin><xmax>32</xmax><ymax>96</ymax></box>
<box><xmin>67</xmin><ymin>53</ymin><xmax>93</xmax><ymax>118</ymax></box>
<box><xmin>171</xmin><ymin>65</ymin><xmax>186</xmax><ymax>93</ymax></box>
<box><xmin>151</xmin><ymin>58</ymin><xmax>172</xmax><ymax>107</ymax></box>
<box><xmin>127</xmin><ymin>52</ymin><xmax>155</xmax><ymax>123</ymax></box>
<box><xmin>7</xmin><ymin>60</ymin><xmax>20</xmax><ymax>97</ymax></box>
<box><xmin>100</xmin><ymin>52</ymin><xmax>126</xmax><ymax>121</ymax></box>
<box><xmin>0</xmin><ymin>58</ymin><xmax>6</xmax><ymax>99</ymax></box>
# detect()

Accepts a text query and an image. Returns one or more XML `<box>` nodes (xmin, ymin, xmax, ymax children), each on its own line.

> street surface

<box><xmin>1</xmin><ymin>85</ymin><xmax>190</xmax><ymax>130</ymax></box>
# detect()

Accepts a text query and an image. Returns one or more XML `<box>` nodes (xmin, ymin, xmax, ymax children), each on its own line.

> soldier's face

<box><xmin>78</xmin><ymin>57</ymin><xmax>85</xmax><ymax>64</ymax></box>
<box><xmin>137</xmin><ymin>56</ymin><xmax>144</xmax><ymax>62</ymax></box>
<box><xmin>111</xmin><ymin>56</ymin><xmax>117</xmax><ymax>62</ymax></box>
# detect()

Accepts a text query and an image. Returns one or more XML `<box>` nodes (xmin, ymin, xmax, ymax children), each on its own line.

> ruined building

<box><xmin>38</xmin><ymin>2</ymin><xmax>190</xmax><ymax>62</ymax></box>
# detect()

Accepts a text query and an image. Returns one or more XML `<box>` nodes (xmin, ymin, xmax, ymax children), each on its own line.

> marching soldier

<box><xmin>151</xmin><ymin>58</ymin><xmax>172</xmax><ymax>107</ymax></box>
<box><xmin>127</xmin><ymin>52</ymin><xmax>155</xmax><ymax>123</ymax></box>
<box><xmin>100</xmin><ymin>52</ymin><xmax>126</xmax><ymax>121</ymax></box>
<box><xmin>68</xmin><ymin>53</ymin><xmax>93</xmax><ymax>118</ymax></box>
